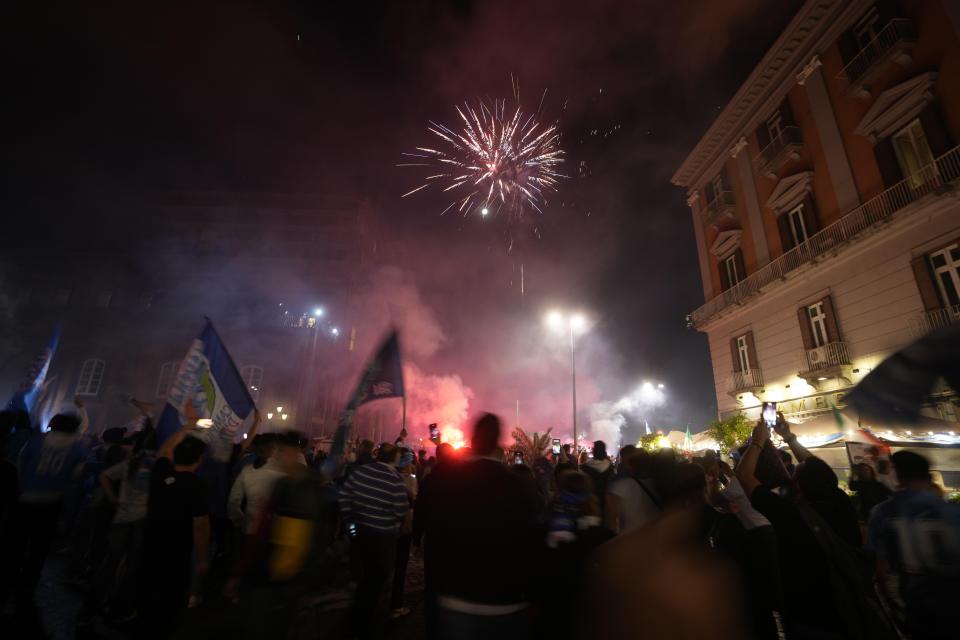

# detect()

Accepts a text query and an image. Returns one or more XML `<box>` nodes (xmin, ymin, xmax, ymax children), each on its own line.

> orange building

<box><xmin>672</xmin><ymin>0</ymin><xmax>960</xmax><ymax>424</ymax></box>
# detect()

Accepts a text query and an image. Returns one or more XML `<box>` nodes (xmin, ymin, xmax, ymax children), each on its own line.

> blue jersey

<box><xmin>867</xmin><ymin>490</ymin><xmax>960</xmax><ymax>637</ymax></box>
<box><xmin>18</xmin><ymin>432</ymin><xmax>89</xmax><ymax>503</ymax></box>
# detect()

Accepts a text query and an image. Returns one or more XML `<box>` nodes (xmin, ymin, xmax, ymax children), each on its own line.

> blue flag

<box><xmin>155</xmin><ymin>320</ymin><xmax>255</xmax><ymax>456</ymax></box>
<box><xmin>324</xmin><ymin>330</ymin><xmax>404</xmax><ymax>477</ymax></box>
<box><xmin>7</xmin><ymin>327</ymin><xmax>60</xmax><ymax>416</ymax></box>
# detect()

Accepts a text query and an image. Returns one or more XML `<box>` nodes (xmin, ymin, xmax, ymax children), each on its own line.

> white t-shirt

<box><xmin>227</xmin><ymin>459</ymin><xmax>286</xmax><ymax>534</ymax></box>
<box><xmin>607</xmin><ymin>476</ymin><xmax>660</xmax><ymax>534</ymax></box>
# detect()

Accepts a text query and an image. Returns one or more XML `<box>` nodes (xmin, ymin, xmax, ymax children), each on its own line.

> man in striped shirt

<box><xmin>339</xmin><ymin>443</ymin><xmax>410</xmax><ymax>638</ymax></box>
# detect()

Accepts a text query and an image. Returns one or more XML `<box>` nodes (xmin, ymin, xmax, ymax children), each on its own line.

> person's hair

<box><xmin>48</xmin><ymin>413</ymin><xmax>82</xmax><ymax>434</ymax></box>
<box><xmin>891</xmin><ymin>450</ymin><xmax>931</xmax><ymax>483</ymax></box>
<box><xmin>378</xmin><ymin>443</ymin><xmax>401</xmax><ymax>464</ymax></box>
<box><xmin>471</xmin><ymin>413</ymin><xmax>501</xmax><ymax>455</ymax></box>
<box><xmin>359</xmin><ymin>439</ymin><xmax>374</xmax><ymax>453</ymax></box>
<box><xmin>618</xmin><ymin>444</ymin><xmax>636</xmax><ymax>461</ymax></box>
<box><xmin>664</xmin><ymin>462</ymin><xmax>707</xmax><ymax>506</ymax></box>
<box><xmin>779</xmin><ymin>449</ymin><xmax>794</xmax><ymax>466</ymax></box>
<box><xmin>278</xmin><ymin>430</ymin><xmax>308</xmax><ymax>449</ymax></box>
<box><xmin>555</xmin><ymin>461</ymin><xmax>576</xmax><ymax>481</ymax></box>
<box><xmin>557</xmin><ymin>471</ymin><xmax>599</xmax><ymax>517</ymax></box>
<box><xmin>857</xmin><ymin>463</ymin><xmax>876</xmax><ymax>480</ymax></box>
<box><xmin>795</xmin><ymin>457</ymin><xmax>839</xmax><ymax>500</ymax></box>
<box><xmin>436</xmin><ymin>442</ymin><xmax>454</xmax><ymax>463</ymax></box>
<box><xmin>102</xmin><ymin>427</ymin><xmax>127</xmax><ymax>444</ymax></box>
<box><xmin>593</xmin><ymin>440</ymin><xmax>608</xmax><ymax>460</ymax></box>
<box><xmin>173</xmin><ymin>436</ymin><xmax>207</xmax><ymax>466</ymax></box>
<box><xmin>562</xmin><ymin>443</ymin><xmax>571</xmax><ymax>453</ymax></box>
<box><xmin>253</xmin><ymin>433</ymin><xmax>278</xmax><ymax>466</ymax></box>
<box><xmin>511</xmin><ymin>463</ymin><xmax>534</xmax><ymax>480</ymax></box>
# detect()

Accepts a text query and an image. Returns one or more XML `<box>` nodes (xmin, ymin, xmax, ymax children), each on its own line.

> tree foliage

<box><xmin>706</xmin><ymin>413</ymin><xmax>754</xmax><ymax>455</ymax></box>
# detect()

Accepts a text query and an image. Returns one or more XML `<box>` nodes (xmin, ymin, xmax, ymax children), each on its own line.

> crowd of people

<box><xmin>2</xmin><ymin>400</ymin><xmax>959</xmax><ymax>640</ymax></box>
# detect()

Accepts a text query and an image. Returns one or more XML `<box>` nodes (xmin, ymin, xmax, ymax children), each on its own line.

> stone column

<box><xmin>688</xmin><ymin>191</ymin><xmax>715</xmax><ymax>301</ymax></box>
<box><xmin>797</xmin><ymin>55</ymin><xmax>860</xmax><ymax>213</ymax></box>
<box><xmin>731</xmin><ymin>136</ymin><xmax>770</xmax><ymax>266</ymax></box>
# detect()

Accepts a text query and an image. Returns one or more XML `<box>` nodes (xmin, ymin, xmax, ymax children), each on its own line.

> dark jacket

<box><xmin>427</xmin><ymin>458</ymin><xmax>538</xmax><ymax>605</ymax></box>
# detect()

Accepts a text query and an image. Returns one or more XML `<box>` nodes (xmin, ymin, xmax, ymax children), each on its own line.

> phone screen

<box><xmin>762</xmin><ymin>402</ymin><xmax>777</xmax><ymax>427</ymax></box>
<box><xmin>514</xmin><ymin>453</ymin><xmax>523</xmax><ymax>465</ymax></box>
<box><xmin>552</xmin><ymin>439</ymin><xmax>561</xmax><ymax>455</ymax></box>
<box><xmin>429</xmin><ymin>423</ymin><xmax>439</xmax><ymax>439</ymax></box>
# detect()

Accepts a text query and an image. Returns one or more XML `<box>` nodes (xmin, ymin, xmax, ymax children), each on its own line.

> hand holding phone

<box><xmin>761</xmin><ymin>402</ymin><xmax>777</xmax><ymax>427</ymax></box>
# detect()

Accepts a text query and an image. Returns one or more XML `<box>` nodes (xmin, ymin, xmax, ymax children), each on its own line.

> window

<box><xmin>808</xmin><ymin>302</ymin><xmax>829</xmax><ymax>348</ymax></box>
<box><xmin>736</xmin><ymin>335</ymin><xmax>751</xmax><ymax>372</ymax></box>
<box><xmin>787</xmin><ymin>204</ymin><xmax>810</xmax><ymax>246</ymax></box>
<box><xmin>241</xmin><ymin>365</ymin><xmax>263</xmax><ymax>402</ymax></box>
<box><xmin>892</xmin><ymin>119</ymin><xmax>936</xmax><ymax>188</ymax></box>
<box><xmin>76</xmin><ymin>359</ymin><xmax>106</xmax><ymax>396</ymax></box>
<box><xmin>930</xmin><ymin>244</ymin><xmax>960</xmax><ymax>308</ymax></box>
<box><xmin>156</xmin><ymin>361</ymin><xmax>178</xmax><ymax>398</ymax></box>
<box><xmin>766</xmin><ymin>110</ymin><xmax>784</xmax><ymax>143</ymax></box>
<box><xmin>853</xmin><ymin>6</ymin><xmax>879</xmax><ymax>49</ymax></box>
<box><xmin>711</xmin><ymin>173</ymin><xmax>724</xmax><ymax>201</ymax></box>
<box><xmin>723</xmin><ymin>254</ymin><xmax>740</xmax><ymax>288</ymax></box>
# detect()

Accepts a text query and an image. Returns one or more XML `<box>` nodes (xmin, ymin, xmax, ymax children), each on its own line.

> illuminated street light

<box><xmin>545</xmin><ymin>309</ymin><xmax>590</xmax><ymax>466</ymax></box>
<box><xmin>481</xmin><ymin>207</ymin><xmax>489</xmax><ymax>216</ymax></box>
<box><xmin>331</xmin><ymin>327</ymin><xmax>340</xmax><ymax>336</ymax></box>
<box><xmin>281</xmin><ymin>414</ymin><xmax>288</xmax><ymax>421</ymax></box>
<box><xmin>313</xmin><ymin>307</ymin><xmax>325</xmax><ymax>317</ymax></box>
<box><xmin>276</xmin><ymin>406</ymin><xmax>283</xmax><ymax>414</ymax></box>
<box><xmin>267</xmin><ymin>412</ymin><xmax>274</xmax><ymax>420</ymax></box>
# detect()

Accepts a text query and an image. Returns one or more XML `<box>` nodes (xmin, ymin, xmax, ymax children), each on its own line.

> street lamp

<box><xmin>313</xmin><ymin>307</ymin><xmax>325</xmax><ymax>317</ymax></box>
<box><xmin>545</xmin><ymin>309</ymin><xmax>589</xmax><ymax>464</ymax></box>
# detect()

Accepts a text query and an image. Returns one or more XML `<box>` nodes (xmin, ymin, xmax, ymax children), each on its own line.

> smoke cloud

<box><xmin>589</xmin><ymin>382</ymin><xmax>667</xmax><ymax>451</ymax></box>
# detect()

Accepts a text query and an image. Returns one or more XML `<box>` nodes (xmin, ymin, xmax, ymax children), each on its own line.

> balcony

<box><xmin>688</xmin><ymin>144</ymin><xmax>960</xmax><ymax>329</ymax></box>
<box><xmin>702</xmin><ymin>191</ymin><xmax>737</xmax><ymax>228</ymax></box>
<box><xmin>911</xmin><ymin>304</ymin><xmax>960</xmax><ymax>337</ymax></box>
<box><xmin>838</xmin><ymin>19</ymin><xmax>917</xmax><ymax>99</ymax></box>
<box><xmin>755</xmin><ymin>126</ymin><xmax>803</xmax><ymax>178</ymax></box>
<box><xmin>800</xmin><ymin>342</ymin><xmax>852</xmax><ymax>388</ymax></box>
<box><xmin>729</xmin><ymin>368</ymin><xmax>764</xmax><ymax>398</ymax></box>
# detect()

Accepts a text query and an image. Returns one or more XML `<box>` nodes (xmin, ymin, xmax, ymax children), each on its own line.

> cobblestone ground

<box><xmin>3</xmin><ymin>551</ymin><xmax>427</xmax><ymax>640</ymax></box>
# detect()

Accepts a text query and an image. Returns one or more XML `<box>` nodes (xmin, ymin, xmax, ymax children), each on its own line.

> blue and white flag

<box><xmin>7</xmin><ymin>327</ymin><xmax>60</xmax><ymax>417</ymax></box>
<box><xmin>324</xmin><ymin>330</ymin><xmax>404</xmax><ymax>478</ymax></box>
<box><xmin>155</xmin><ymin>319</ymin><xmax>255</xmax><ymax>458</ymax></box>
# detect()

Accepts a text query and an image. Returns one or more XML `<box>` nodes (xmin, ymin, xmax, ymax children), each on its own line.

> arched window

<box><xmin>241</xmin><ymin>365</ymin><xmax>263</xmax><ymax>402</ymax></box>
<box><xmin>156</xmin><ymin>361</ymin><xmax>178</xmax><ymax>398</ymax></box>
<box><xmin>76</xmin><ymin>359</ymin><xmax>106</xmax><ymax>396</ymax></box>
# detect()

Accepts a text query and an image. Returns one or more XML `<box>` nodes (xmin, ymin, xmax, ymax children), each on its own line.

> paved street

<box><xmin>5</xmin><ymin>552</ymin><xmax>427</xmax><ymax>640</ymax></box>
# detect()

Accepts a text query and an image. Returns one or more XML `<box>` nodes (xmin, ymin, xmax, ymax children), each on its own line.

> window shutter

<box><xmin>705</xmin><ymin>181</ymin><xmax>715</xmax><ymax>204</ymax></box>
<box><xmin>778</xmin><ymin>213</ymin><xmax>795</xmax><ymax>252</ymax></box>
<box><xmin>911</xmin><ymin>255</ymin><xmax>943</xmax><ymax>312</ymax></box>
<box><xmin>730</xmin><ymin>337</ymin><xmax>742</xmax><ymax>373</ymax></box>
<box><xmin>837</xmin><ymin>29</ymin><xmax>860</xmax><ymax>67</ymax></box>
<box><xmin>733</xmin><ymin>248</ymin><xmax>747</xmax><ymax>283</ymax></box>
<box><xmin>745</xmin><ymin>331</ymin><xmax>759</xmax><ymax>369</ymax></box>
<box><xmin>802</xmin><ymin>194</ymin><xmax>820</xmax><ymax>235</ymax></box>
<box><xmin>874</xmin><ymin>137</ymin><xmax>903</xmax><ymax>188</ymax></box>
<box><xmin>780</xmin><ymin>98</ymin><xmax>796</xmax><ymax>126</ymax></box>
<box><xmin>821</xmin><ymin>294</ymin><xmax>841</xmax><ymax>342</ymax></box>
<box><xmin>797</xmin><ymin>307</ymin><xmax>814</xmax><ymax>350</ymax></box>
<box><xmin>719</xmin><ymin>257</ymin><xmax>731</xmax><ymax>291</ymax></box>
<box><xmin>756</xmin><ymin>123</ymin><xmax>771</xmax><ymax>151</ymax></box>
<box><xmin>918</xmin><ymin>102</ymin><xmax>953</xmax><ymax>158</ymax></box>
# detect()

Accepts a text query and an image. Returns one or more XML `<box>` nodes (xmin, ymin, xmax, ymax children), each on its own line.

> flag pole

<box><xmin>402</xmin><ymin>394</ymin><xmax>407</xmax><ymax>433</ymax></box>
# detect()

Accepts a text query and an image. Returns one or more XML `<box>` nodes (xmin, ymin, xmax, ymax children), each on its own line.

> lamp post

<box><xmin>546</xmin><ymin>310</ymin><xmax>588</xmax><ymax>465</ymax></box>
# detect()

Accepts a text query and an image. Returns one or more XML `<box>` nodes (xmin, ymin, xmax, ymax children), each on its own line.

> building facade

<box><xmin>0</xmin><ymin>191</ymin><xmax>384</xmax><ymax>437</ymax></box>
<box><xmin>672</xmin><ymin>0</ymin><xmax>960</xmax><ymax>424</ymax></box>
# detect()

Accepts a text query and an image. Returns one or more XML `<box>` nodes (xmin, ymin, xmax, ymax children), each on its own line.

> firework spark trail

<box><xmin>401</xmin><ymin>99</ymin><xmax>565</xmax><ymax>221</ymax></box>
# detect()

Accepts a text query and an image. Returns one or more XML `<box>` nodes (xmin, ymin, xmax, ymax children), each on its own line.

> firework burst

<box><xmin>400</xmin><ymin>100</ymin><xmax>565</xmax><ymax>219</ymax></box>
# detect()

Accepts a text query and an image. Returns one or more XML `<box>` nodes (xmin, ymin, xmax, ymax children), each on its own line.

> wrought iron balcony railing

<box><xmin>731</xmin><ymin>368</ymin><xmax>764</xmax><ymax>394</ymax></box>
<box><xmin>703</xmin><ymin>190</ymin><xmax>736</xmax><ymax>227</ymax></box>
<box><xmin>838</xmin><ymin>19</ymin><xmax>917</xmax><ymax>94</ymax></box>
<box><xmin>688</xmin><ymin>144</ymin><xmax>960</xmax><ymax>328</ymax></box>
<box><xmin>910</xmin><ymin>303</ymin><xmax>960</xmax><ymax>337</ymax></box>
<box><xmin>804</xmin><ymin>342</ymin><xmax>851</xmax><ymax>374</ymax></box>
<box><xmin>755</xmin><ymin>126</ymin><xmax>803</xmax><ymax>177</ymax></box>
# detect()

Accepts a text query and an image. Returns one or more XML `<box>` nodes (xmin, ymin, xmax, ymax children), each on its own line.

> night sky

<box><xmin>7</xmin><ymin>0</ymin><xmax>802</xmax><ymax>439</ymax></box>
